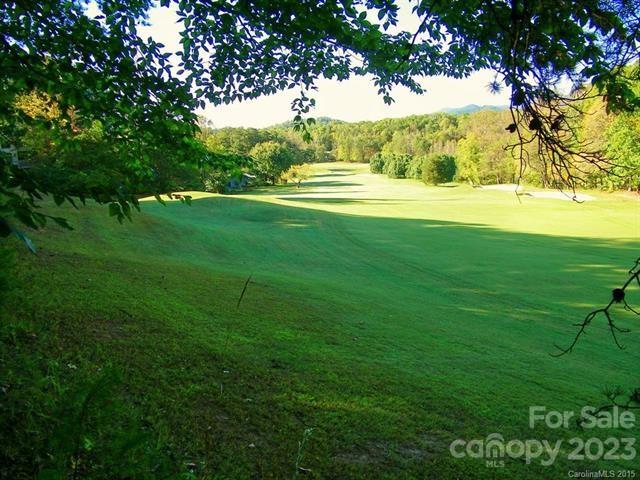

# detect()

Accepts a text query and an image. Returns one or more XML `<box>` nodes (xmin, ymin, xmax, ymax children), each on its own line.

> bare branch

<box><xmin>576</xmin><ymin>386</ymin><xmax>640</xmax><ymax>429</ymax></box>
<box><xmin>552</xmin><ymin>258</ymin><xmax>640</xmax><ymax>356</ymax></box>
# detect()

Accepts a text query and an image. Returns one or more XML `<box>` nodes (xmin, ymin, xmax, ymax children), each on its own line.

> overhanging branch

<box><xmin>552</xmin><ymin>258</ymin><xmax>640</xmax><ymax>356</ymax></box>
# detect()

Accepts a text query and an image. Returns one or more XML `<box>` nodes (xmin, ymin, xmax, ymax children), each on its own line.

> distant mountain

<box><xmin>269</xmin><ymin>116</ymin><xmax>345</xmax><ymax>129</ymax></box>
<box><xmin>440</xmin><ymin>104</ymin><xmax>508</xmax><ymax>114</ymax></box>
<box><xmin>267</xmin><ymin>108</ymin><xmax>507</xmax><ymax>129</ymax></box>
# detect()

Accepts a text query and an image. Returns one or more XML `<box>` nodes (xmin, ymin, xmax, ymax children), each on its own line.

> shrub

<box><xmin>369</xmin><ymin>153</ymin><xmax>385</xmax><ymax>174</ymax></box>
<box><xmin>202</xmin><ymin>169</ymin><xmax>234</xmax><ymax>193</ymax></box>
<box><xmin>281</xmin><ymin>164</ymin><xmax>311</xmax><ymax>186</ymax></box>
<box><xmin>422</xmin><ymin>154</ymin><xmax>457</xmax><ymax>185</ymax></box>
<box><xmin>199</xmin><ymin>151</ymin><xmax>250</xmax><ymax>193</ymax></box>
<box><xmin>250</xmin><ymin>141</ymin><xmax>295</xmax><ymax>184</ymax></box>
<box><xmin>405</xmin><ymin>155</ymin><xmax>423</xmax><ymax>179</ymax></box>
<box><xmin>383</xmin><ymin>154</ymin><xmax>410</xmax><ymax>179</ymax></box>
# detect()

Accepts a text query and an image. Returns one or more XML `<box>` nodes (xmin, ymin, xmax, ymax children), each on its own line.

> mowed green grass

<box><xmin>4</xmin><ymin>162</ymin><xmax>640</xmax><ymax>478</ymax></box>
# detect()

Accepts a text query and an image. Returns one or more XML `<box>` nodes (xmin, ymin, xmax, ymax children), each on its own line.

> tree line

<box><xmin>10</xmin><ymin>92</ymin><xmax>317</xmax><ymax>200</ymax></box>
<box><xmin>273</xmin><ymin>96</ymin><xmax>639</xmax><ymax>190</ymax></box>
<box><xmin>11</xmin><ymin>86</ymin><xmax>639</xmax><ymax>200</ymax></box>
<box><xmin>200</xmin><ymin>87</ymin><xmax>639</xmax><ymax>191</ymax></box>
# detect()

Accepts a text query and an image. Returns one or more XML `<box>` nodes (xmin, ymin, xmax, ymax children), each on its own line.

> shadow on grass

<box><xmin>142</xmin><ymin>195</ymin><xmax>638</xmax><ymax>315</ymax></box>
<box><xmin>275</xmin><ymin>197</ymin><xmax>463</xmax><ymax>205</ymax></box>
<box><xmin>249</xmin><ymin>182</ymin><xmax>361</xmax><ymax>196</ymax></box>
<box><xmin>23</xmin><ymin>192</ymin><xmax>640</xmax><ymax>480</ymax></box>
<box><xmin>170</xmin><ymin>197</ymin><xmax>640</xmax><ymax>382</ymax></box>
<box><xmin>302</xmin><ymin>180</ymin><xmax>362</xmax><ymax>187</ymax></box>
<box><xmin>326</xmin><ymin>167</ymin><xmax>354</xmax><ymax>173</ymax></box>
<box><xmin>34</xmin><ymin>189</ymin><xmax>640</xmax><ymax>375</ymax></box>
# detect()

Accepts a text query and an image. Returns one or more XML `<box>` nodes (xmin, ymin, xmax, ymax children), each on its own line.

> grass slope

<box><xmin>2</xmin><ymin>163</ymin><xmax>639</xmax><ymax>479</ymax></box>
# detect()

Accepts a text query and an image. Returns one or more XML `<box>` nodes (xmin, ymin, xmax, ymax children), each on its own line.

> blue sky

<box><xmin>120</xmin><ymin>2</ymin><xmax>511</xmax><ymax>127</ymax></box>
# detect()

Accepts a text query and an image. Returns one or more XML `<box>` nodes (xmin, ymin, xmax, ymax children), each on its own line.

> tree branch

<box><xmin>552</xmin><ymin>258</ymin><xmax>640</xmax><ymax>356</ymax></box>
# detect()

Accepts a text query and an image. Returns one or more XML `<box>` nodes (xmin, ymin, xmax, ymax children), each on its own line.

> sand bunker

<box><xmin>479</xmin><ymin>184</ymin><xmax>596</xmax><ymax>201</ymax></box>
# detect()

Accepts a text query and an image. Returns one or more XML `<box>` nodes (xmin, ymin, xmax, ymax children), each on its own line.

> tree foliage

<box><xmin>249</xmin><ymin>141</ymin><xmax>295</xmax><ymax>184</ymax></box>
<box><xmin>382</xmin><ymin>153</ymin><xmax>410</xmax><ymax>179</ymax></box>
<box><xmin>605</xmin><ymin>112</ymin><xmax>640</xmax><ymax>190</ymax></box>
<box><xmin>281</xmin><ymin>164</ymin><xmax>312</xmax><ymax>187</ymax></box>
<box><xmin>369</xmin><ymin>153</ymin><xmax>386</xmax><ymax>174</ymax></box>
<box><xmin>2</xmin><ymin>1</ymin><xmax>640</xmax><ymax>476</ymax></box>
<box><xmin>422</xmin><ymin>153</ymin><xmax>457</xmax><ymax>185</ymax></box>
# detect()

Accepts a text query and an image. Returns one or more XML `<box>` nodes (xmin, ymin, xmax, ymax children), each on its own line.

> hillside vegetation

<box><xmin>203</xmin><ymin>96</ymin><xmax>640</xmax><ymax>190</ymax></box>
<box><xmin>12</xmin><ymin>87</ymin><xmax>639</xmax><ymax>212</ymax></box>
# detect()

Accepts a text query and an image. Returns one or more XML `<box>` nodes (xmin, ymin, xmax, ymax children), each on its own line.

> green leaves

<box><xmin>154</xmin><ymin>194</ymin><xmax>167</xmax><ymax>206</ymax></box>
<box><xmin>108</xmin><ymin>202</ymin><xmax>132</xmax><ymax>224</ymax></box>
<box><xmin>249</xmin><ymin>140</ymin><xmax>296</xmax><ymax>184</ymax></box>
<box><xmin>107</xmin><ymin>202</ymin><xmax>119</xmax><ymax>218</ymax></box>
<box><xmin>0</xmin><ymin>0</ymin><xmax>205</xmax><ymax>245</ymax></box>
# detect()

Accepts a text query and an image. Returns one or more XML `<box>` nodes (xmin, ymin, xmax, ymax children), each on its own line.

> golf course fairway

<box><xmin>4</xmin><ymin>162</ymin><xmax>639</xmax><ymax>479</ymax></box>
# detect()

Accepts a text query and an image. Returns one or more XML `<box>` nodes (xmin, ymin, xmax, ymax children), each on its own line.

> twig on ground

<box><xmin>236</xmin><ymin>274</ymin><xmax>253</xmax><ymax>310</ymax></box>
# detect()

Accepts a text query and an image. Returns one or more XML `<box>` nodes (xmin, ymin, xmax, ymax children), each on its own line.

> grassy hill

<box><xmin>2</xmin><ymin>163</ymin><xmax>639</xmax><ymax>479</ymax></box>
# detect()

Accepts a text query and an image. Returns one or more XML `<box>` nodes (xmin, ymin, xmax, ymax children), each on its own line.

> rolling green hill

<box><xmin>439</xmin><ymin>104</ymin><xmax>508</xmax><ymax>114</ymax></box>
<box><xmin>2</xmin><ymin>163</ymin><xmax>639</xmax><ymax>479</ymax></box>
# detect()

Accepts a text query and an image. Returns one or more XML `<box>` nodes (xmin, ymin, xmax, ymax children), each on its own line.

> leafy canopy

<box><xmin>249</xmin><ymin>141</ymin><xmax>295</xmax><ymax>183</ymax></box>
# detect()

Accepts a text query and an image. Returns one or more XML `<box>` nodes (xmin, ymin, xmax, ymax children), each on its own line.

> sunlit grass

<box><xmin>5</xmin><ymin>162</ymin><xmax>639</xmax><ymax>478</ymax></box>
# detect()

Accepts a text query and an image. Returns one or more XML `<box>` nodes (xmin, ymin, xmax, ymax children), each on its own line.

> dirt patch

<box><xmin>333</xmin><ymin>433</ymin><xmax>448</xmax><ymax>465</ymax></box>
